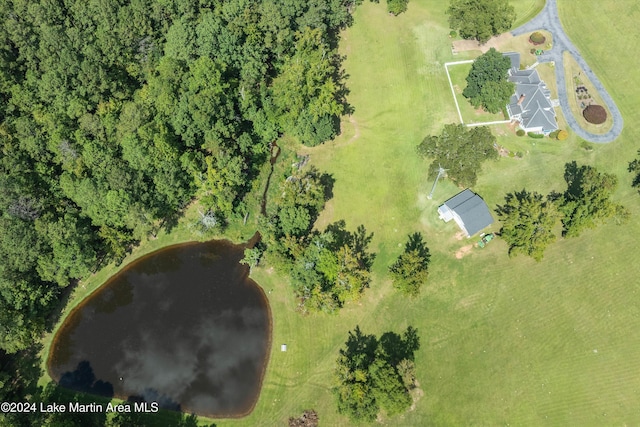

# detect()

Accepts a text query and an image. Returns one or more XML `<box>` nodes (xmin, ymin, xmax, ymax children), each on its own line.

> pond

<box><xmin>48</xmin><ymin>238</ymin><xmax>271</xmax><ymax>418</ymax></box>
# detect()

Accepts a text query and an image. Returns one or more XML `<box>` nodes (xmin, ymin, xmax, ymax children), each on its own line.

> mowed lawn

<box><xmin>218</xmin><ymin>1</ymin><xmax>640</xmax><ymax>426</ymax></box>
<box><xmin>42</xmin><ymin>1</ymin><xmax>640</xmax><ymax>426</ymax></box>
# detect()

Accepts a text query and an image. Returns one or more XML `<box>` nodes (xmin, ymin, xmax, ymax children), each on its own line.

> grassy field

<box><xmin>41</xmin><ymin>1</ymin><xmax>640</xmax><ymax>426</ymax></box>
<box><xmin>512</xmin><ymin>0</ymin><xmax>546</xmax><ymax>28</ymax></box>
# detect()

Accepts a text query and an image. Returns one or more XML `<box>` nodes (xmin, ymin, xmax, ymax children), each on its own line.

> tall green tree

<box><xmin>447</xmin><ymin>0</ymin><xmax>516</xmax><ymax>43</ymax></box>
<box><xmin>387</xmin><ymin>0</ymin><xmax>409</xmax><ymax>15</ymax></box>
<box><xmin>417</xmin><ymin>123</ymin><xmax>498</xmax><ymax>187</ymax></box>
<box><xmin>389</xmin><ymin>233</ymin><xmax>430</xmax><ymax>296</ymax></box>
<box><xmin>561</xmin><ymin>162</ymin><xmax>629</xmax><ymax>237</ymax></box>
<box><xmin>462</xmin><ymin>48</ymin><xmax>513</xmax><ymax>113</ymax></box>
<box><xmin>496</xmin><ymin>189</ymin><xmax>561</xmax><ymax>261</ymax></box>
<box><xmin>627</xmin><ymin>150</ymin><xmax>640</xmax><ymax>191</ymax></box>
<box><xmin>291</xmin><ymin>222</ymin><xmax>374</xmax><ymax>313</ymax></box>
<box><xmin>333</xmin><ymin>326</ymin><xmax>419</xmax><ymax>422</ymax></box>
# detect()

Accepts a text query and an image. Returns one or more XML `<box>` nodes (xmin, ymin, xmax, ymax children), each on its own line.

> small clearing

<box><xmin>452</xmin><ymin>33</ymin><xmax>514</xmax><ymax>54</ymax></box>
<box><xmin>455</xmin><ymin>244</ymin><xmax>473</xmax><ymax>259</ymax></box>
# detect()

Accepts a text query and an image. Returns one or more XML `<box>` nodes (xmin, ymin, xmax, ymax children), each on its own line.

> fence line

<box><xmin>466</xmin><ymin>120</ymin><xmax>511</xmax><ymax>127</ymax></box>
<box><xmin>443</xmin><ymin>62</ymin><xmax>468</xmax><ymax>124</ymax></box>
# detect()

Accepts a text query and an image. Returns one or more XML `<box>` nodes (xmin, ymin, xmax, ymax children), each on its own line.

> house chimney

<box><xmin>517</xmin><ymin>94</ymin><xmax>525</xmax><ymax>105</ymax></box>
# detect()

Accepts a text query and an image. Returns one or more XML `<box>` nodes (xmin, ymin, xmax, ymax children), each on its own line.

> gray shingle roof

<box><xmin>443</xmin><ymin>189</ymin><xmax>494</xmax><ymax>236</ymax></box>
<box><xmin>505</xmin><ymin>55</ymin><xmax>558</xmax><ymax>132</ymax></box>
<box><xmin>503</xmin><ymin>52</ymin><xmax>521</xmax><ymax>70</ymax></box>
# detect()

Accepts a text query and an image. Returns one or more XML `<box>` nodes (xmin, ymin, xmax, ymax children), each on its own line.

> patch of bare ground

<box><xmin>454</xmin><ymin>231</ymin><xmax>466</xmax><ymax>241</ymax></box>
<box><xmin>328</xmin><ymin>115</ymin><xmax>361</xmax><ymax>149</ymax></box>
<box><xmin>348</xmin><ymin>115</ymin><xmax>360</xmax><ymax>143</ymax></box>
<box><xmin>409</xmin><ymin>382</ymin><xmax>424</xmax><ymax>411</ymax></box>
<box><xmin>456</xmin><ymin>293</ymin><xmax>481</xmax><ymax>309</ymax></box>
<box><xmin>452</xmin><ymin>33</ymin><xmax>513</xmax><ymax>54</ymax></box>
<box><xmin>455</xmin><ymin>244</ymin><xmax>473</xmax><ymax>259</ymax></box>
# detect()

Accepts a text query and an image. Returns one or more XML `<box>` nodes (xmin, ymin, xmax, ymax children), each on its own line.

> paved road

<box><xmin>511</xmin><ymin>0</ymin><xmax>623</xmax><ymax>143</ymax></box>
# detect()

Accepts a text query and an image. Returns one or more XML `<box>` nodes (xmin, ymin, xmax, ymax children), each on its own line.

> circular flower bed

<box><xmin>529</xmin><ymin>32</ymin><xmax>546</xmax><ymax>45</ymax></box>
<box><xmin>583</xmin><ymin>105</ymin><xmax>607</xmax><ymax>124</ymax></box>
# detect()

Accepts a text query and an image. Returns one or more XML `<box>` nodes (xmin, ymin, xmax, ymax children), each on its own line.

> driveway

<box><xmin>511</xmin><ymin>0</ymin><xmax>623</xmax><ymax>143</ymax></box>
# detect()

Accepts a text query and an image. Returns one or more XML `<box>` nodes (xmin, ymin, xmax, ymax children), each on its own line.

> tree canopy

<box><xmin>387</xmin><ymin>0</ymin><xmax>410</xmax><ymax>15</ymax></box>
<box><xmin>333</xmin><ymin>326</ymin><xmax>420</xmax><ymax>422</ymax></box>
<box><xmin>496</xmin><ymin>190</ymin><xmax>561</xmax><ymax>261</ymax></box>
<box><xmin>447</xmin><ymin>0</ymin><xmax>517</xmax><ymax>43</ymax></box>
<box><xmin>463</xmin><ymin>48</ymin><xmax>514</xmax><ymax>113</ymax></box>
<box><xmin>0</xmin><ymin>0</ymin><xmax>363</xmax><ymax>354</ymax></box>
<box><xmin>417</xmin><ymin>123</ymin><xmax>498</xmax><ymax>187</ymax></box>
<box><xmin>561</xmin><ymin>162</ymin><xmax>629</xmax><ymax>237</ymax></box>
<box><xmin>290</xmin><ymin>221</ymin><xmax>375</xmax><ymax>313</ymax></box>
<box><xmin>495</xmin><ymin>163</ymin><xmax>630</xmax><ymax>259</ymax></box>
<box><xmin>389</xmin><ymin>233</ymin><xmax>431</xmax><ymax>296</ymax></box>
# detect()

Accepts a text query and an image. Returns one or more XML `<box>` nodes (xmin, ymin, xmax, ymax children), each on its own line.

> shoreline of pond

<box><xmin>43</xmin><ymin>233</ymin><xmax>273</xmax><ymax>419</ymax></box>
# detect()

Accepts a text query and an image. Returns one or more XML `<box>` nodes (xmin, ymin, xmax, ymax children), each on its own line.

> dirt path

<box><xmin>347</xmin><ymin>115</ymin><xmax>360</xmax><ymax>143</ymax></box>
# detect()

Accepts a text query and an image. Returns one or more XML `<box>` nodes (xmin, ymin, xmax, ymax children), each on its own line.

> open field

<box><xmin>563</xmin><ymin>52</ymin><xmax>614</xmax><ymax>135</ymax></box>
<box><xmin>40</xmin><ymin>1</ymin><xmax>640</xmax><ymax>426</ymax></box>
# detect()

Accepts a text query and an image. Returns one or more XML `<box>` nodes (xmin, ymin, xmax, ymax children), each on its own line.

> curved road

<box><xmin>511</xmin><ymin>0</ymin><xmax>623</xmax><ymax>143</ymax></box>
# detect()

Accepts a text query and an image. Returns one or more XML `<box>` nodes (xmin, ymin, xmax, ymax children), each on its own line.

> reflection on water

<box><xmin>48</xmin><ymin>239</ymin><xmax>271</xmax><ymax>418</ymax></box>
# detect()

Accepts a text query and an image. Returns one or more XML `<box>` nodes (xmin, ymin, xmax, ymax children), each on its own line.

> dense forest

<box><xmin>0</xmin><ymin>0</ymin><xmax>383</xmax><ymax>423</ymax></box>
<box><xmin>0</xmin><ymin>0</ymin><xmax>369</xmax><ymax>354</ymax></box>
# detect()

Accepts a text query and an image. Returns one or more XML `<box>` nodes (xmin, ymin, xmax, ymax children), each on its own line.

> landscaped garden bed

<box><xmin>563</xmin><ymin>51</ymin><xmax>613</xmax><ymax>134</ymax></box>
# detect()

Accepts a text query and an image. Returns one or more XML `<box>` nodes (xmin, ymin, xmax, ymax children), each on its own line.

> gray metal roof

<box><xmin>443</xmin><ymin>189</ymin><xmax>494</xmax><ymax>236</ymax></box>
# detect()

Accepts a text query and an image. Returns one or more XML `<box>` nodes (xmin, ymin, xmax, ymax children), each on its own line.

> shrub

<box><xmin>527</xmin><ymin>132</ymin><xmax>544</xmax><ymax>139</ymax></box>
<box><xmin>580</xmin><ymin>140</ymin><xmax>594</xmax><ymax>151</ymax></box>
<box><xmin>516</xmin><ymin>129</ymin><xmax>525</xmax><ymax>137</ymax></box>
<box><xmin>548</xmin><ymin>130</ymin><xmax>559</xmax><ymax>139</ymax></box>
<box><xmin>515</xmin><ymin>151</ymin><xmax>524</xmax><ymax>158</ymax></box>
<box><xmin>530</xmin><ymin>48</ymin><xmax>536</xmax><ymax>54</ymax></box>
<box><xmin>508</xmin><ymin>151</ymin><xmax>515</xmax><ymax>158</ymax></box>
<box><xmin>556</xmin><ymin>130</ymin><xmax>569</xmax><ymax>140</ymax></box>
<box><xmin>583</xmin><ymin>105</ymin><xmax>607</xmax><ymax>124</ymax></box>
<box><xmin>529</xmin><ymin>32</ymin><xmax>546</xmax><ymax>45</ymax></box>
<box><xmin>449</xmin><ymin>30</ymin><xmax>457</xmax><ymax>37</ymax></box>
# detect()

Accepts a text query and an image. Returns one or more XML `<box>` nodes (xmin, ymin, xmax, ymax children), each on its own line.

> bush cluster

<box><xmin>527</xmin><ymin>132</ymin><xmax>544</xmax><ymax>139</ymax></box>
<box><xmin>583</xmin><ymin>105</ymin><xmax>607</xmax><ymax>124</ymax></box>
<box><xmin>516</xmin><ymin>129</ymin><xmax>525</xmax><ymax>137</ymax></box>
<box><xmin>529</xmin><ymin>32</ymin><xmax>546</xmax><ymax>45</ymax></box>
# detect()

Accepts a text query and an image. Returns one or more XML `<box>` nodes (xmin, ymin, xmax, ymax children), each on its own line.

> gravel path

<box><xmin>511</xmin><ymin>0</ymin><xmax>623</xmax><ymax>143</ymax></box>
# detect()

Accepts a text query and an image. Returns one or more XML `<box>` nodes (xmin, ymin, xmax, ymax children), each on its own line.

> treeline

<box><xmin>0</xmin><ymin>0</ymin><xmax>369</xmax><ymax>354</ymax></box>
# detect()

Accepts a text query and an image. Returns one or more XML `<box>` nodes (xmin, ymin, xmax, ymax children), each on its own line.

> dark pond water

<box><xmin>48</xmin><ymin>238</ymin><xmax>271</xmax><ymax>418</ymax></box>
